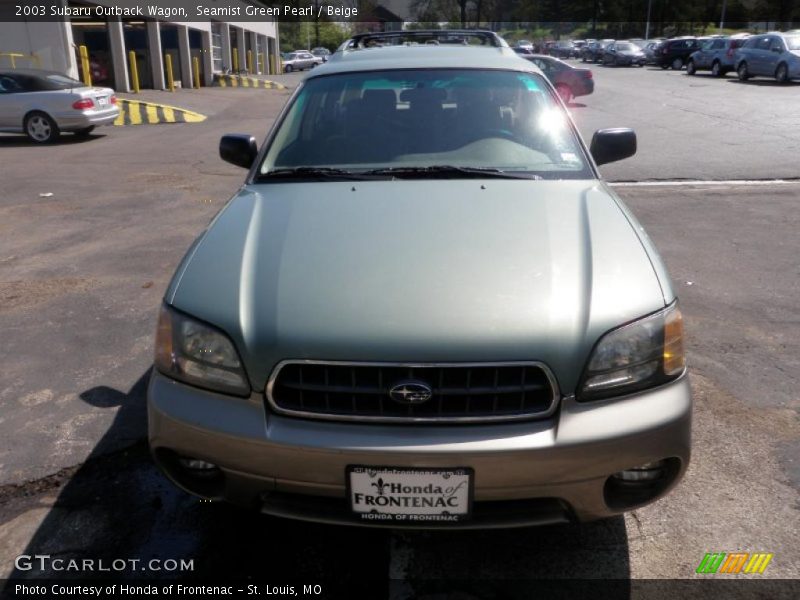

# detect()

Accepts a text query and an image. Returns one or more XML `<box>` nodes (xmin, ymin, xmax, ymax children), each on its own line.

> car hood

<box><xmin>168</xmin><ymin>180</ymin><xmax>671</xmax><ymax>393</ymax></box>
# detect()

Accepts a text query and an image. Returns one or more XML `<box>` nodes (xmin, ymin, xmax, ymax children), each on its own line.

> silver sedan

<box><xmin>0</xmin><ymin>69</ymin><xmax>119</xmax><ymax>143</ymax></box>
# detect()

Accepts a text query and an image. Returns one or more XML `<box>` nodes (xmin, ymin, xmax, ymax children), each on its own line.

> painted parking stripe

<box><xmin>610</xmin><ymin>179</ymin><xmax>799</xmax><ymax>187</ymax></box>
<box><xmin>114</xmin><ymin>99</ymin><xmax>206</xmax><ymax>126</ymax></box>
<box><xmin>213</xmin><ymin>74</ymin><xmax>287</xmax><ymax>90</ymax></box>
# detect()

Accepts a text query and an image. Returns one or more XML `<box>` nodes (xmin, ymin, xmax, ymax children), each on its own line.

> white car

<box><xmin>0</xmin><ymin>69</ymin><xmax>118</xmax><ymax>143</ymax></box>
<box><xmin>282</xmin><ymin>51</ymin><xmax>320</xmax><ymax>73</ymax></box>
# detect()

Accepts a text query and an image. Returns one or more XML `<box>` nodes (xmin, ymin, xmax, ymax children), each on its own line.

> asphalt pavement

<box><xmin>0</xmin><ymin>63</ymin><xmax>798</xmax><ymax>594</ymax></box>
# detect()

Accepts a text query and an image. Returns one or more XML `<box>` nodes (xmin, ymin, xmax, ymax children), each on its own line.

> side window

<box><xmin>712</xmin><ymin>40</ymin><xmax>725</xmax><ymax>50</ymax></box>
<box><xmin>770</xmin><ymin>38</ymin><xmax>785</xmax><ymax>52</ymax></box>
<box><xmin>757</xmin><ymin>37</ymin><xmax>772</xmax><ymax>51</ymax></box>
<box><xmin>0</xmin><ymin>76</ymin><xmax>21</xmax><ymax>93</ymax></box>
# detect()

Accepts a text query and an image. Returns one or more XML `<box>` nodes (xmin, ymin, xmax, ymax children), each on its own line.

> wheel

<box><xmin>686</xmin><ymin>60</ymin><xmax>696</xmax><ymax>75</ymax></box>
<box><xmin>737</xmin><ymin>62</ymin><xmax>750</xmax><ymax>81</ymax></box>
<box><xmin>671</xmin><ymin>57</ymin><xmax>684</xmax><ymax>70</ymax></box>
<box><xmin>661</xmin><ymin>63</ymin><xmax>669</xmax><ymax>70</ymax></box>
<box><xmin>74</xmin><ymin>126</ymin><xmax>95</xmax><ymax>138</ymax></box>
<box><xmin>284</xmin><ymin>64</ymin><xmax>293</xmax><ymax>73</ymax></box>
<box><xmin>711</xmin><ymin>61</ymin><xmax>722</xmax><ymax>77</ymax></box>
<box><xmin>24</xmin><ymin>112</ymin><xmax>59</xmax><ymax>144</ymax></box>
<box><xmin>555</xmin><ymin>83</ymin><xmax>573</xmax><ymax>105</ymax></box>
<box><xmin>775</xmin><ymin>63</ymin><xmax>789</xmax><ymax>84</ymax></box>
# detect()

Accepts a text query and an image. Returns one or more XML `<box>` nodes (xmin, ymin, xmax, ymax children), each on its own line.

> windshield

<box><xmin>615</xmin><ymin>43</ymin><xmax>636</xmax><ymax>52</ymax></box>
<box><xmin>787</xmin><ymin>36</ymin><xmax>800</xmax><ymax>50</ymax></box>
<box><xmin>259</xmin><ymin>69</ymin><xmax>591</xmax><ymax>180</ymax></box>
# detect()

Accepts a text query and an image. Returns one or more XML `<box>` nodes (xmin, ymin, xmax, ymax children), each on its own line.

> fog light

<box><xmin>612</xmin><ymin>460</ymin><xmax>667</xmax><ymax>482</ymax></box>
<box><xmin>178</xmin><ymin>457</ymin><xmax>219</xmax><ymax>476</ymax></box>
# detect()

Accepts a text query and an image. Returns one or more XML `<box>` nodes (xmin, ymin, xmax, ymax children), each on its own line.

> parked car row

<box><xmin>697</xmin><ymin>32</ymin><xmax>799</xmax><ymax>82</ymax></box>
<box><xmin>542</xmin><ymin>31</ymin><xmax>799</xmax><ymax>83</ymax></box>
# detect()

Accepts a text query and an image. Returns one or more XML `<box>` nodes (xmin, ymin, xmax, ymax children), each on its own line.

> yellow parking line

<box><xmin>162</xmin><ymin>106</ymin><xmax>175</xmax><ymax>122</ymax></box>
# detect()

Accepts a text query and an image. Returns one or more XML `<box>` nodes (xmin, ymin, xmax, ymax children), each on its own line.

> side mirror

<box><xmin>590</xmin><ymin>128</ymin><xmax>637</xmax><ymax>166</ymax></box>
<box><xmin>220</xmin><ymin>134</ymin><xmax>257</xmax><ymax>169</ymax></box>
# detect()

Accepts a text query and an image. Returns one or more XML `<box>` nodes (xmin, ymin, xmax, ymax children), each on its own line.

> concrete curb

<box><xmin>114</xmin><ymin>99</ymin><xmax>207</xmax><ymax>126</ymax></box>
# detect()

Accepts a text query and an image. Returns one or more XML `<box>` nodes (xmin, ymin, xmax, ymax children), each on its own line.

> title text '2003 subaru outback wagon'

<box><xmin>148</xmin><ymin>30</ymin><xmax>691</xmax><ymax>529</ymax></box>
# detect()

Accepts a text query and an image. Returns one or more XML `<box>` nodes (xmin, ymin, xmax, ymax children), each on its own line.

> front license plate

<box><xmin>347</xmin><ymin>466</ymin><xmax>473</xmax><ymax>524</ymax></box>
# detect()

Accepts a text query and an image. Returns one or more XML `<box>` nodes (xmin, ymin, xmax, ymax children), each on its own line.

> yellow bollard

<box><xmin>270</xmin><ymin>54</ymin><xmax>276</xmax><ymax>75</ymax></box>
<box><xmin>259</xmin><ymin>53</ymin><xmax>265</xmax><ymax>74</ymax></box>
<box><xmin>232</xmin><ymin>47</ymin><xmax>239</xmax><ymax>72</ymax></box>
<box><xmin>128</xmin><ymin>50</ymin><xmax>140</xmax><ymax>93</ymax></box>
<box><xmin>165</xmin><ymin>53</ymin><xmax>175</xmax><ymax>92</ymax></box>
<box><xmin>193</xmin><ymin>56</ymin><xmax>201</xmax><ymax>88</ymax></box>
<box><xmin>247</xmin><ymin>49</ymin><xmax>253</xmax><ymax>74</ymax></box>
<box><xmin>79</xmin><ymin>45</ymin><xmax>92</xmax><ymax>86</ymax></box>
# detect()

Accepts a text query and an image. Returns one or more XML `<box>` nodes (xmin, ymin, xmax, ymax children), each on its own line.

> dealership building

<box><xmin>0</xmin><ymin>1</ymin><xmax>280</xmax><ymax>91</ymax></box>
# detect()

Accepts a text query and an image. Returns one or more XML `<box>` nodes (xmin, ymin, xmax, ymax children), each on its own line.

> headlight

<box><xmin>154</xmin><ymin>304</ymin><xmax>250</xmax><ymax>396</ymax></box>
<box><xmin>579</xmin><ymin>302</ymin><xmax>685</xmax><ymax>401</ymax></box>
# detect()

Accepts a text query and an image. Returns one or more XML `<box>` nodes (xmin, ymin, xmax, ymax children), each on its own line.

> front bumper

<box><xmin>148</xmin><ymin>371</ymin><xmax>691</xmax><ymax>528</ymax></box>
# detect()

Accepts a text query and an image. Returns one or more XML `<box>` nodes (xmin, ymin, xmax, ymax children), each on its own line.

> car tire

<box><xmin>775</xmin><ymin>63</ymin><xmax>789</xmax><ymax>84</ymax></box>
<box><xmin>661</xmin><ymin>63</ymin><xmax>669</xmax><ymax>70</ymax></box>
<box><xmin>24</xmin><ymin>111</ymin><xmax>59</xmax><ymax>144</ymax></box>
<box><xmin>74</xmin><ymin>126</ymin><xmax>95</xmax><ymax>138</ymax></box>
<box><xmin>686</xmin><ymin>60</ymin><xmax>696</xmax><ymax>75</ymax></box>
<box><xmin>284</xmin><ymin>64</ymin><xmax>293</xmax><ymax>73</ymax></box>
<box><xmin>737</xmin><ymin>62</ymin><xmax>750</xmax><ymax>81</ymax></box>
<box><xmin>555</xmin><ymin>83</ymin><xmax>573</xmax><ymax>105</ymax></box>
<box><xmin>671</xmin><ymin>57</ymin><xmax>684</xmax><ymax>70</ymax></box>
<box><xmin>711</xmin><ymin>61</ymin><xmax>722</xmax><ymax>77</ymax></box>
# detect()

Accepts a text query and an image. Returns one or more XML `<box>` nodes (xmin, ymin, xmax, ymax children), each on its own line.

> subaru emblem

<box><xmin>389</xmin><ymin>381</ymin><xmax>433</xmax><ymax>405</ymax></box>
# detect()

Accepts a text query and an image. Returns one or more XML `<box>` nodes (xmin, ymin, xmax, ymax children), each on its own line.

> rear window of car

<box><xmin>41</xmin><ymin>74</ymin><xmax>84</xmax><ymax>89</ymax></box>
<box><xmin>615</xmin><ymin>43</ymin><xmax>636</xmax><ymax>51</ymax></box>
<box><xmin>786</xmin><ymin>36</ymin><xmax>800</xmax><ymax>50</ymax></box>
<box><xmin>259</xmin><ymin>69</ymin><xmax>592</xmax><ymax>180</ymax></box>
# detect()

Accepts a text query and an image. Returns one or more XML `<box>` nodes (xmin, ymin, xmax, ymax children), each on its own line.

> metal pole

<box><xmin>645</xmin><ymin>0</ymin><xmax>652</xmax><ymax>40</ymax></box>
<box><xmin>193</xmin><ymin>56</ymin><xmax>201</xmax><ymax>88</ymax></box>
<box><xmin>719</xmin><ymin>0</ymin><xmax>727</xmax><ymax>33</ymax></box>
<box><xmin>232</xmin><ymin>47</ymin><xmax>239</xmax><ymax>72</ymax></box>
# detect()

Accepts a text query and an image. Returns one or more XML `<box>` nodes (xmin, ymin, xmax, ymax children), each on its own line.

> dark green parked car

<box><xmin>148</xmin><ymin>30</ymin><xmax>691</xmax><ymax>529</ymax></box>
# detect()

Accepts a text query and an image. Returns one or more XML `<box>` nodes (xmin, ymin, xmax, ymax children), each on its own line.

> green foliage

<box><xmin>279</xmin><ymin>21</ymin><xmax>353</xmax><ymax>52</ymax></box>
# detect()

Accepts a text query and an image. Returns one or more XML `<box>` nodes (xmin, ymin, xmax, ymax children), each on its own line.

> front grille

<box><xmin>266</xmin><ymin>361</ymin><xmax>558</xmax><ymax>423</ymax></box>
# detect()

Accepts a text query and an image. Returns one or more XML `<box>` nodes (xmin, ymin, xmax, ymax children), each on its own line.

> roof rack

<box><xmin>342</xmin><ymin>29</ymin><xmax>508</xmax><ymax>50</ymax></box>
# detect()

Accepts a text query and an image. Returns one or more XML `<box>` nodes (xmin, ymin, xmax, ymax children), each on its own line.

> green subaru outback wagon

<box><xmin>148</xmin><ymin>30</ymin><xmax>690</xmax><ymax>528</ymax></box>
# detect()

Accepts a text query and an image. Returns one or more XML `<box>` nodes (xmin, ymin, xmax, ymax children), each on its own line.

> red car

<box><xmin>523</xmin><ymin>54</ymin><xmax>594</xmax><ymax>104</ymax></box>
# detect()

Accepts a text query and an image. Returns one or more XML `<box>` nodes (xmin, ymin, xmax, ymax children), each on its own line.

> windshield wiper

<box><xmin>256</xmin><ymin>167</ymin><xmax>371</xmax><ymax>181</ymax></box>
<box><xmin>362</xmin><ymin>166</ymin><xmax>541</xmax><ymax>180</ymax></box>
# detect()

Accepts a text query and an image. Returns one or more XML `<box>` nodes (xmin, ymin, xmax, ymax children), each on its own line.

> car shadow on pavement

<box><xmin>728</xmin><ymin>79</ymin><xmax>800</xmax><ymax>87</ymax></box>
<box><xmin>4</xmin><ymin>369</ymin><xmax>390</xmax><ymax>596</ymax></box>
<box><xmin>0</xmin><ymin>133</ymin><xmax>107</xmax><ymax>147</ymax></box>
<box><xmin>6</xmin><ymin>369</ymin><xmax>630</xmax><ymax>598</ymax></box>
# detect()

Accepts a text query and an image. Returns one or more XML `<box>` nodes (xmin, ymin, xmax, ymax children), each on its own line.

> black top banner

<box><xmin>1</xmin><ymin>0</ymin><xmax>799</xmax><ymax>24</ymax></box>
